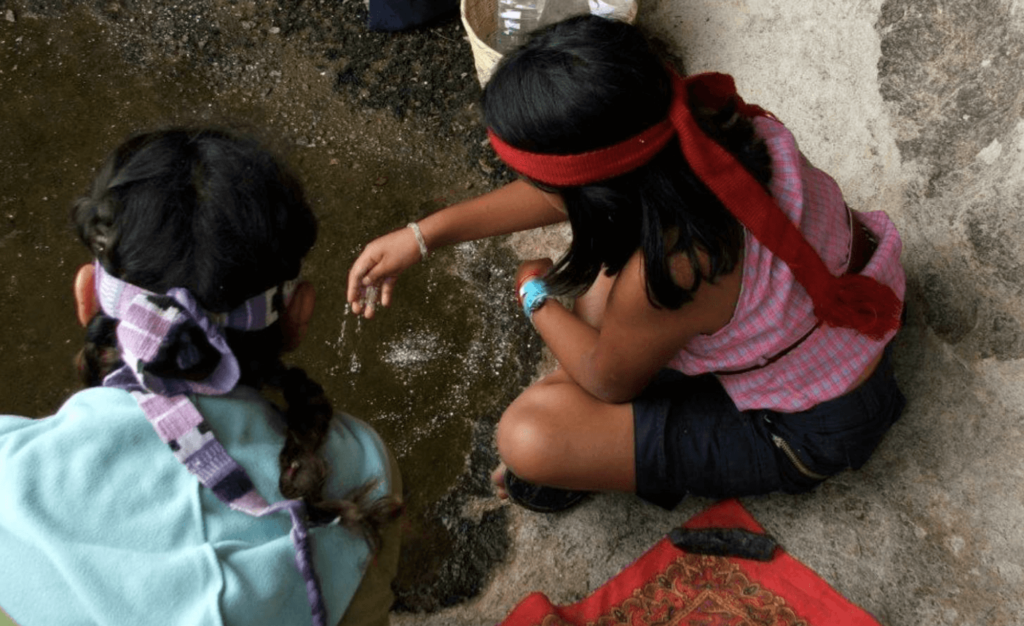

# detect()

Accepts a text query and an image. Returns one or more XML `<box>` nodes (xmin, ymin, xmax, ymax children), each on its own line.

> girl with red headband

<box><xmin>347</xmin><ymin>15</ymin><xmax>906</xmax><ymax>512</ymax></box>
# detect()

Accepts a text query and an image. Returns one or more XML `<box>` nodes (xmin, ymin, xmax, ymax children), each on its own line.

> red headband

<box><xmin>488</xmin><ymin>72</ymin><xmax>901</xmax><ymax>339</ymax></box>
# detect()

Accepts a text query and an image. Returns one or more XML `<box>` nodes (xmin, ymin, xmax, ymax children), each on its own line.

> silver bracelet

<box><xmin>407</xmin><ymin>222</ymin><xmax>428</xmax><ymax>260</ymax></box>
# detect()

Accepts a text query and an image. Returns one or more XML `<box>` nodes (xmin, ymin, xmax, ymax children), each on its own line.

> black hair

<box><xmin>482</xmin><ymin>15</ymin><xmax>772</xmax><ymax>308</ymax></box>
<box><xmin>72</xmin><ymin>128</ymin><xmax>400</xmax><ymax>547</ymax></box>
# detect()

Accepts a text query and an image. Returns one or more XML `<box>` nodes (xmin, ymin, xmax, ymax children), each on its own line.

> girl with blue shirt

<box><xmin>0</xmin><ymin>128</ymin><xmax>402</xmax><ymax>626</ymax></box>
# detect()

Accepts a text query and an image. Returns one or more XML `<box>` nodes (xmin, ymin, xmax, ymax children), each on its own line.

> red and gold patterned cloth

<box><xmin>500</xmin><ymin>500</ymin><xmax>880</xmax><ymax>626</ymax></box>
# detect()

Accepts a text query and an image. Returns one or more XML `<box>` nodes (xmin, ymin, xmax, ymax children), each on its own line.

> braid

<box><xmin>74</xmin><ymin>313</ymin><xmax>123</xmax><ymax>387</ymax></box>
<box><xmin>275</xmin><ymin>366</ymin><xmax>403</xmax><ymax>552</ymax></box>
<box><xmin>278</xmin><ymin>367</ymin><xmax>333</xmax><ymax>502</ymax></box>
<box><xmin>72</xmin><ymin>170</ymin><xmax>122</xmax><ymax>273</ymax></box>
<box><xmin>71</xmin><ymin>164</ymin><xmax>126</xmax><ymax>386</ymax></box>
<box><xmin>230</xmin><ymin>327</ymin><xmax>403</xmax><ymax>551</ymax></box>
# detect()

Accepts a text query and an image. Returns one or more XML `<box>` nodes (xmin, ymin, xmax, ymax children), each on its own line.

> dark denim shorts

<box><xmin>633</xmin><ymin>343</ymin><xmax>905</xmax><ymax>510</ymax></box>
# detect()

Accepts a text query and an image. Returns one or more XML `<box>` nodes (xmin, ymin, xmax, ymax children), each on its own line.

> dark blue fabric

<box><xmin>211</xmin><ymin>467</ymin><xmax>256</xmax><ymax>502</ymax></box>
<box><xmin>368</xmin><ymin>0</ymin><xmax>458</xmax><ymax>31</ymax></box>
<box><xmin>633</xmin><ymin>342</ymin><xmax>905</xmax><ymax>510</ymax></box>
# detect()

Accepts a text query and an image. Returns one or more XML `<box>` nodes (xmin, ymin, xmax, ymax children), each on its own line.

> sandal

<box><xmin>504</xmin><ymin>469</ymin><xmax>589</xmax><ymax>513</ymax></box>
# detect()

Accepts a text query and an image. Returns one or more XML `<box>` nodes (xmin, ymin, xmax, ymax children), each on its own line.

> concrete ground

<box><xmin>395</xmin><ymin>1</ymin><xmax>1024</xmax><ymax>625</ymax></box>
<box><xmin>2</xmin><ymin>0</ymin><xmax>1022</xmax><ymax>624</ymax></box>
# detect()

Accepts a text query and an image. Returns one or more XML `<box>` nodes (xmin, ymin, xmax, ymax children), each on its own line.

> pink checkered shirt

<box><xmin>667</xmin><ymin>117</ymin><xmax>905</xmax><ymax>412</ymax></box>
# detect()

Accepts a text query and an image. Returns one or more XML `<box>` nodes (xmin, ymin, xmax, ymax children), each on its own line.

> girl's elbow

<box><xmin>577</xmin><ymin>354</ymin><xmax>647</xmax><ymax>404</ymax></box>
<box><xmin>587</xmin><ymin>375</ymin><xmax>643</xmax><ymax>405</ymax></box>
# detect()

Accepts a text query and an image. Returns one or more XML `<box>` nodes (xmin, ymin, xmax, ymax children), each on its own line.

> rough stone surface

<box><xmin>877</xmin><ymin>0</ymin><xmax>1024</xmax><ymax>196</ymax></box>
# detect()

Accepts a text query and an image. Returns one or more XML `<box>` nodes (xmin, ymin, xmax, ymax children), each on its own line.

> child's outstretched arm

<box><xmin>347</xmin><ymin>180</ymin><xmax>566</xmax><ymax>318</ymax></box>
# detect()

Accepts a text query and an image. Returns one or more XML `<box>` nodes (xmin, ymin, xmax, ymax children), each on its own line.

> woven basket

<box><xmin>460</xmin><ymin>0</ymin><xmax>639</xmax><ymax>86</ymax></box>
<box><xmin>460</xmin><ymin>0</ymin><xmax>504</xmax><ymax>86</ymax></box>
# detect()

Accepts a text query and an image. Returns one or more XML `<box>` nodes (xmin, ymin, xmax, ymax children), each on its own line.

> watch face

<box><xmin>521</xmin><ymin>279</ymin><xmax>549</xmax><ymax>316</ymax></box>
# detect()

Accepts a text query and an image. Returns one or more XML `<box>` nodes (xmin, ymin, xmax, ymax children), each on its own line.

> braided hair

<box><xmin>72</xmin><ymin>128</ymin><xmax>401</xmax><ymax>549</ymax></box>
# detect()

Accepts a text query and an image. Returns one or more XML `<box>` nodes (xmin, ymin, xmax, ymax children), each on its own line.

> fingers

<box><xmin>347</xmin><ymin>228</ymin><xmax>421</xmax><ymax>318</ymax></box>
<box><xmin>348</xmin><ymin>283</ymin><xmax>369</xmax><ymax>317</ymax></box>
<box><xmin>514</xmin><ymin>257</ymin><xmax>555</xmax><ymax>288</ymax></box>
<box><xmin>350</xmin><ymin>276</ymin><xmax>396</xmax><ymax>318</ymax></box>
<box><xmin>346</xmin><ymin>252</ymin><xmax>374</xmax><ymax>307</ymax></box>
<box><xmin>349</xmin><ymin>283</ymin><xmax>383</xmax><ymax>319</ymax></box>
<box><xmin>363</xmin><ymin>285</ymin><xmax>380</xmax><ymax>319</ymax></box>
<box><xmin>347</xmin><ymin>246</ymin><xmax>389</xmax><ymax>318</ymax></box>
<box><xmin>380</xmin><ymin>277</ymin><xmax>396</xmax><ymax>308</ymax></box>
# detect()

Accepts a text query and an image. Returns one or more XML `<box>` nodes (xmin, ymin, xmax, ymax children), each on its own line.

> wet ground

<box><xmin>0</xmin><ymin>0</ymin><xmax>532</xmax><ymax>611</ymax></box>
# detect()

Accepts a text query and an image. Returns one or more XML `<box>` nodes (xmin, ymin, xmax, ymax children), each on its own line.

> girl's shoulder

<box><xmin>751</xmin><ymin>115</ymin><xmax>794</xmax><ymax>144</ymax></box>
<box><xmin>0</xmin><ymin>387</ymin><xmax>141</xmax><ymax>442</ymax></box>
<box><xmin>327</xmin><ymin>412</ymin><xmax>395</xmax><ymax>502</ymax></box>
<box><xmin>192</xmin><ymin>390</ymin><xmax>394</xmax><ymax>503</ymax></box>
<box><xmin>0</xmin><ymin>387</ymin><xmax>219</xmax><ymax>625</ymax></box>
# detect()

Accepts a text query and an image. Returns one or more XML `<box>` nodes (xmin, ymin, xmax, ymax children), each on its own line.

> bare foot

<box><xmin>491</xmin><ymin>463</ymin><xmax>509</xmax><ymax>500</ymax></box>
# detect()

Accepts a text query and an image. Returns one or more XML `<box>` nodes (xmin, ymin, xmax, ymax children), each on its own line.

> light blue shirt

<box><xmin>0</xmin><ymin>386</ymin><xmax>393</xmax><ymax>626</ymax></box>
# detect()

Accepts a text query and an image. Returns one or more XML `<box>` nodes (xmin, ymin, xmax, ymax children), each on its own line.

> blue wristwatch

<box><xmin>518</xmin><ymin>278</ymin><xmax>549</xmax><ymax>319</ymax></box>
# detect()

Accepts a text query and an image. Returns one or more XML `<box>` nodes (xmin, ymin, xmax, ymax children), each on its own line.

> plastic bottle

<box><xmin>493</xmin><ymin>0</ymin><xmax>547</xmax><ymax>53</ymax></box>
<box><xmin>492</xmin><ymin>0</ymin><xmax>638</xmax><ymax>53</ymax></box>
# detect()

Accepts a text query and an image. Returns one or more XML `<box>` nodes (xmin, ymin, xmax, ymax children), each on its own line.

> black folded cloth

<box><xmin>368</xmin><ymin>0</ymin><xmax>459</xmax><ymax>31</ymax></box>
<box><xmin>668</xmin><ymin>527</ymin><xmax>779</xmax><ymax>562</ymax></box>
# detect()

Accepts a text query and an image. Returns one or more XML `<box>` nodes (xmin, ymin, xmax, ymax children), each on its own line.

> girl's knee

<box><xmin>496</xmin><ymin>390</ymin><xmax>563</xmax><ymax>483</ymax></box>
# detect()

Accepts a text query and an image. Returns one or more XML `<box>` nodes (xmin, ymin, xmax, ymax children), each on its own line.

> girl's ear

<box><xmin>74</xmin><ymin>264</ymin><xmax>99</xmax><ymax>326</ymax></box>
<box><xmin>282</xmin><ymin>281</ymin><xmax>315</xmax><ymax>352</ymax></box>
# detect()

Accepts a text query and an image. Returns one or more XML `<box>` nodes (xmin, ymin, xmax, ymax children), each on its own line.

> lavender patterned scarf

<box><xmin>94</xmin><ymin>262</ymin><xmax>328</xmax><ymax>626</ymax></box>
